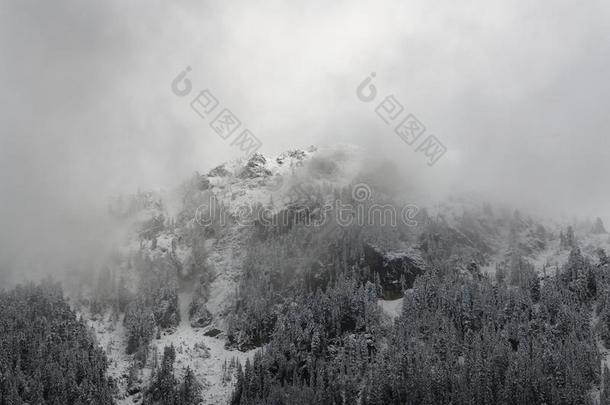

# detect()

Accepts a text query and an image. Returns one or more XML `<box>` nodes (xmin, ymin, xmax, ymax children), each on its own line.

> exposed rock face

<box><xmin>207</xmin><ymin>164</ymin><xmax>231</xmax><ymax>177</ymax></box>
<box><xmin>239</xmin><ymin>153</ymin><xmax>272</xmax><ymax>178</ymax></box>
<box><xmin>363</xmin><ymin>243</ymin><xmax>426</xmax><ymax>299</ymax></box>
<box><xmin>190</xmin><ymin>305</ymin><xmax>213</xmax><ymax>328</ymax></box>
<box><xmin>203</xmin><ymin>328</ymin><xmax>222</xmax><ymax>337</ymax></box>
<box><xmin>276</xmin><ymin>149</ymin><xmax>306</xmax><ymax>165</ymax></box>
<box><xmin>197</xmin><ymin>175</ymin><xmax>211</xmax><ymax>190</ymax></box>
<box><xmin>189</xmin><ymin>286</ymin><xmax>213</xmax><ymax>328</ymax></box>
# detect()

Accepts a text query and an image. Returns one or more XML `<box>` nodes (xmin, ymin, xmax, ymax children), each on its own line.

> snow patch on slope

<box><xmin>85</xmin><ymin>292</ymin><xmax>258</xmax><ymax>405</ymax></box>
<box><xmin>378</xmin><ymin>298</ymin><xmax>404</xmax><ymax>320</ymax></box>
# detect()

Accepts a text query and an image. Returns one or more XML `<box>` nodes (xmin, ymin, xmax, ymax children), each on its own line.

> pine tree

<box><xmin>601</xmin><ymin>365</ymin><xmax>610</xmax><ymax>405</ymax></box>
<box><xmin>145</xmin><ymin>345</ymin><xmax>177</xmax><ymax>405</ymax></box>
<box><xmin>177</xmin><ymin>367</ymin><xmax>201</xmax><ymax>405</ymax></box>
<box><xmin>566</xmin><ymin>226</ymin><xmax>576</xmax><ymax>249</ymax></box>
<box><xmin>231</xmin><ymin>362</ymin><xmax>244</xmax><ymax>405</ymax></box>
<box><xmin>593</xmin><ymin>217</ymin><xmax>608</xmax><ymax>234</ymax></box>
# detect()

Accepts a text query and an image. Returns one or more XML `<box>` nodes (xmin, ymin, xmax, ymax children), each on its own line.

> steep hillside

<box><xmin>72</xmin><ymin>146</ymin><xmax>610</xmax><ymax>404</ymax></box>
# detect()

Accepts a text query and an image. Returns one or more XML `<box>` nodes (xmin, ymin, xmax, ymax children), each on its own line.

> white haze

<box><xmin>1</xmin><ymin>0</ymin><xmax>609</xmax><ymax>282</ymax></box>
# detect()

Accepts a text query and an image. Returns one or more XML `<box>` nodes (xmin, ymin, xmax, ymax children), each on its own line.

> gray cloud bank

<box><xmin>1</xmin><ymin>0</ymin><xmax>609</xmax><ymax>281</ymax></box>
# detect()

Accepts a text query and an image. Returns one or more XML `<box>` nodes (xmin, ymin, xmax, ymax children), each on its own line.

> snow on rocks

<box><xmin>378</xmin><ymin>297</ymin><xmax>404</xmax><ymax>320</ymax></box>
<box><xmin>84</xmin><ymin>292</ymin><xmax>258</xmax><ymax>405</ymax></box>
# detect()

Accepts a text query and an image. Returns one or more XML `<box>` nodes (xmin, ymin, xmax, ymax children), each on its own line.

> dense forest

<box><xmin>4</xmin><ymin>156</ymin><xmax>610</xmax><ymax>405</ymax></box>
<box><xmin>230</xmin><ymin>246</ymin><xmax>609</xmax><ymax>404</ymax></box>
<box><xmin>4</xmin><ymin>0</ymin><xmax>610</xmax><ymax>402</ymax></box>
<box><xmin>0</xmin><ymin>281</ymin><xmax>115</xmax><ymax>404</ymax></box>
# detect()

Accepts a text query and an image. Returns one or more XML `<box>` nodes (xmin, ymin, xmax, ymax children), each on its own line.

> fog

<box><xmin>1</xmin><ymin>0</ymin><xmax>609</xmax><ymax>282</ymax></box>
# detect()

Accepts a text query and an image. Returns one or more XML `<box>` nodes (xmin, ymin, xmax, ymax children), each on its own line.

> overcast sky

<box><xmin>1</xmin><ymin>0</ymin><xmax>609</xmax><ymax>280</ymax></box>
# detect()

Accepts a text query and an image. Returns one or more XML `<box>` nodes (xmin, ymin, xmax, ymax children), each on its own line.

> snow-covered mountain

<box><xmin>76</xmin><ymin>146</ymin><xmax>610</xmax><ymax>404</ymax></box>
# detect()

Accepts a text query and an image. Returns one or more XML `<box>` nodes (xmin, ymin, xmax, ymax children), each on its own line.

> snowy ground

<box><xmin>84</xmin><ymin>291</ymin><xmax>257</xmax><ymax>405</ymax></box>
<box><xmin>91</xmin><ymin>149</ymin><xmax>610</xmax><ymax>404</ymax></box>
<box><xmin>378</xmin><ymin>297</ymin><xmax>404</xmax><ymax>320</ymax></box>
<box><xmin>85</xmin><ymin>312</ymin><xmax>133</xmax><ymax>403</ymax></box>
<box><xmin>205</xmin><ymin>226</ymin><xmax>249</xmax><ymax>319</ymax></box>
<box><xmin>87</xmin><ymin>296</ymin><xmax>405</xmax><ymax>404</ymax></box>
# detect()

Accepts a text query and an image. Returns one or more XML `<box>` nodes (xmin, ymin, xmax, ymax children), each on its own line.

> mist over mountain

<box><xmin>2</xmin><ymin>1</ymin><xmax>610</xmax><ymax>404</ymax></box>
<box><xmin>2</xmin><ymin>0</ymin><xmax>610</xmax><ymax>282</ymax></box>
